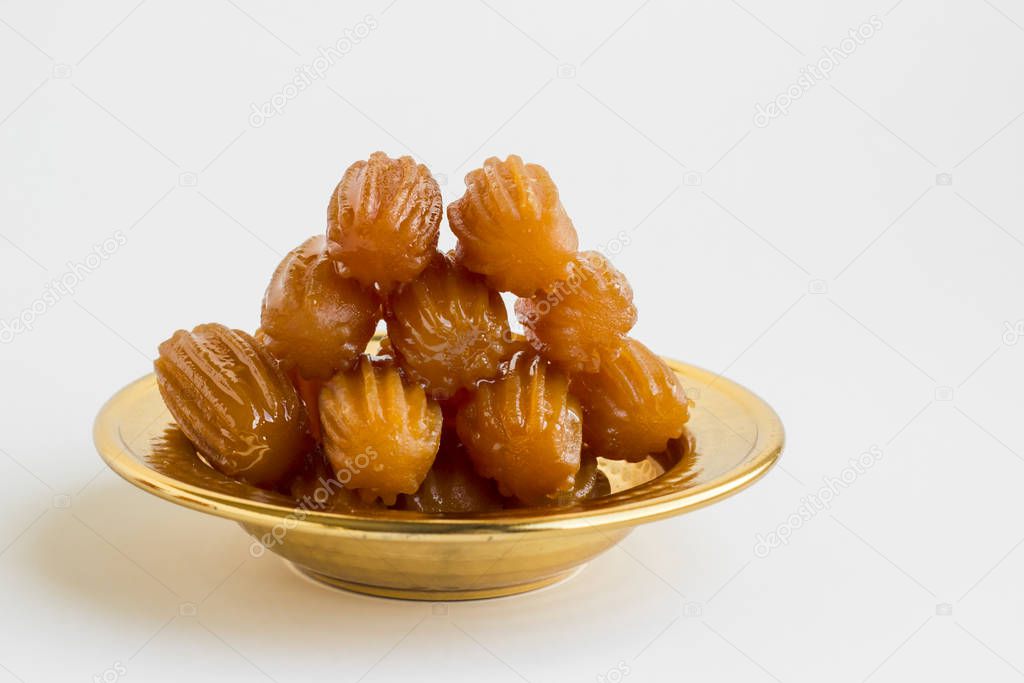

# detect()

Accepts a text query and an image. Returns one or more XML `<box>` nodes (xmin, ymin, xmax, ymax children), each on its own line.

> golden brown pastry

<box><xmin>516</xmin><ymin>251</ymin><xmax>637</xmax><ymax>373</ymax></box>
<box><xmin>327</xmin><ymin>152</ymin><xmax>442</xmax><ymax>291</ymax></box>
<box><xmin>154</xmin><ymin>323</ymin><xmax>310</xmax><ymax>488</ymax></box>
<box><xmin>573</xmin><ymin>338</ymin><xmax>689</xmax><ymax>461</ymax></box>
<box><xmin>319</xmin><ymin>356</ymin><xmax>442</xmax><ymax>504</ymax></box>
<box><xmin>448</xmin><ymin>155</ymin><xmax>579</xmax><ymax>295</ymax></box>
<box><xmin>398</xmin><ymin>437</ymin><xmax>506</xmax><ymax>513</ymax></box>
<box><xmin>288</xmin><ymin>450</ymin><xmax>383</xmax><ymax>513</ymax></box>
<box><xmin>456</xmin><ymin>351</ymin><xmax>582</xmax><ymax>503</ymax></box>
<box><xmin>153</xmin><ymin>151</ymin><xmax>692</xmax><ymax>515</ymax></box>
<box><xmin>533</xmin><ymin>457</ymin><xmax>611</xmax><ymax>507</ymax></box>
<box><xmin>385</xmin><ymin>252</ymin><xmax>513</xmax><ymax>399</ymax></box>
<box><xmin>261</xmin><ymin>235</ymin><xmax>380</xmax><ymax>380</ymax></box>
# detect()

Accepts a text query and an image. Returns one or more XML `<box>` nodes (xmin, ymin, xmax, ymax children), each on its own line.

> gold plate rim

<box><xmin>93</xmin><ymin>358</ymin><xmax>784</xmax><ymax>536</ymax></box>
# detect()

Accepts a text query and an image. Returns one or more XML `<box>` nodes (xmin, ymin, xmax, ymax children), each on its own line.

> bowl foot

<box><xmin>289</xmin><ymin>563</ymin><xmax>584</xmax><ymax>601</ymax></box>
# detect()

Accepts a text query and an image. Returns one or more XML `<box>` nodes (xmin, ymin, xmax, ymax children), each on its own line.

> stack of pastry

<box><xmin>154</xmin><ymin>152</ymin><xmax>690</xmax><ymax>513</ymax></box>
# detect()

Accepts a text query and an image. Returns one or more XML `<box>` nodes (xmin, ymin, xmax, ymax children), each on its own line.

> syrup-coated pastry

<box><xmin>385</xmin><ymin>252</ymin><xmax>513</xmax><ymax>399</ymax></box>
<box><xmin>319</xmin><ymin>356</ymin><xmax>442</xmax><ymax>504</ymax></box>
<box><xmin>154</xmin><ymin>323</ymin><xmax>310</xmax><ymax>488</ymax></box>
<box><xmin>533</xmin><ymin>457</ymin><xmax>610</xmax><ymax>507</ymax></box>
<box><xmin>456</xmin><ymin>351</ymin><xmax>582</xmax><ymax>503</ymax></box>
<box><xmin>398</xmin><ymin>437</ymin><xmax>505</xmax><ymax>513</ymax></box>
<box><xmin>327</xmin><ymin>152</ymin><xmax>442</xmax><ymax>291</ymax></box>
<box><xmin>287</xmin><ymin>450</ymin><xmax>383</xmax><ymax>513</ymax></box>
<box><xmin>448</xmin><ymin>155</ymin><xmax>579</xmax><ymax>295</ymax></box>
<box><xmin>261</xmin><ymin>235</ymin><xmax>380</xmax><ymax>380</ymax></box>
<box><xmin>153</xmin><ymin>151</ymin><xmax>693</xmax><ymax>514</ymax></box>
<box><xmin>573</xmin><ymin>338</ymin><xmax>689</xmax><ymax>461</ymax></box>
<box><xmin>516</xmin><ymin>251</ymin><xmax>637</xmax><ymax>373</ymax></box>
<box><xmin>292</xmin><ymin>373</ymin><xmax>324</xmax><ymax>442</ymax></box>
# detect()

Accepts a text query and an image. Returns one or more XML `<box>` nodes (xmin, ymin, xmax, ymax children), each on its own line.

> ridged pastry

<box><xmin>385</xmin><ymin>252</ymin><xmax>513</xmax><ymax>399</ymax></box>
<box><xmin>573</xmin><ymin>338</ymin><xmax>688</xmax><ymax>461</ymax></box>
<box><xmin>516</xmin><ymin>251</ymin><xmax>637</xmax><ymax>373</ymax></box>
<box><xmin>319</xmin><ymin>356</ymin><xmax>442</xmax><ymax>504</ymax></box>
<box><xmin>456</xmin><ymin>351</ymin><xmax>582</xmax><ymax>503</ymax></box>
<box><xmin>327</xmin><ymin>152</ymin><xmax>442</xmax><ymax>291</ymax></box>
<box><xmin>448</xmin><ymin>155</ymin><xmax>578</xmax><ymax>295</ymax></box>
<box><xmin>154</xmin><ymin>323</ymin><xmax>310</xmax><ymax>488</ymax></box>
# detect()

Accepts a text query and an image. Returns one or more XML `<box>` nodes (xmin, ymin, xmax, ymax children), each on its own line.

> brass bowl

<box><xmin>93</xmin><ymin>357</ymin><xmax>783</xmax><ymax>601</ymax></box>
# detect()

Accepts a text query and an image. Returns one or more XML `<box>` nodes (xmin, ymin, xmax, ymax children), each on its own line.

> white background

<box><xmin>1</xmin><ymin>1</ymin><xmax>1023</xmax><ymax>681</ymax></box>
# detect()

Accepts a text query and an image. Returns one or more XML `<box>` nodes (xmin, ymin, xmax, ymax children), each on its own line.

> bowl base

<box><xmin>289</xmin><ymin>563</ymin><xmax>584</xmax><ymax>601</ymax></box>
